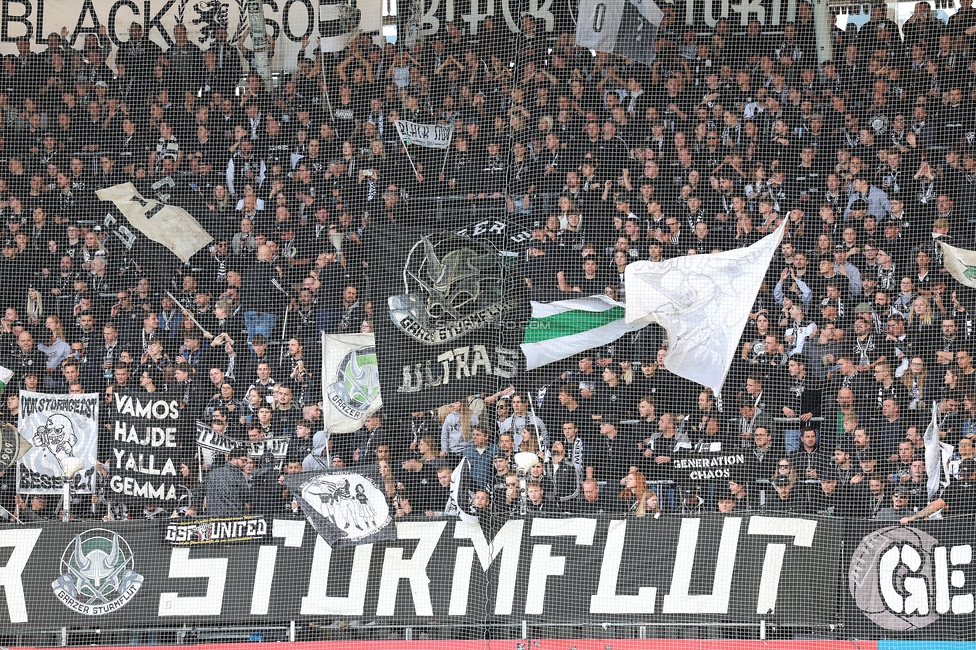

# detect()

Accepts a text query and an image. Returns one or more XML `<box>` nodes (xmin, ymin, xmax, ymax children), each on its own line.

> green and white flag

<box><xmin>521</xmin><ymin>295</ymin><xmax>645</xmax><ymax>371</ymax></box>
<box><xmin>939</xmin><ymin>240</ymin><xmax>976</xmax><ymax>288</ymax></box>
<box><xmin>322</xmin><ymin>333</ymin><xmax>382</xmax><ymax>434</ymax></box>
<box><xmin>0</xmin><ymin>365</ymin><xmax>12</xmax><ymax>395</ymax></box>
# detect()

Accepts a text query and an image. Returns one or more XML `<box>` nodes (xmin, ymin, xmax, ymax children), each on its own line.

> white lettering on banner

<box><xmin>450</xmin><ymin>519</ymin><xmax>524</xmax><ymax>616</ymax></box>
<box><xmin>881</xmin><ymin>545</ymin><xmax>928</xmax><ymax>615</ymax></box>
<box><xmin>376</xmin><ymin>521</ymin><xmax>447</xmax><ymax>616</ymax></box>
<box><xmin>300</xmin><ymin>536</ymin><xmax>372</xmax><ymax>616</ymax></box>
<box><xmin>935</xmin><ymin>546</ymin><xmax>974</xmax><ymax>614</ymax></box>
<box><xmin>748</xmin><ymin>517</ymin><xmax>817</xmax><ymax>615</ymax></box>
<box><xmin>158</xmin><ymin>549</ymin><xmax>228</xmax><ymax>616</ymax></box>
<box><xmin>114</xmin><ymin>421</ymin><xmax>179</xmax><ymax>448</ymax></box>
<box><xmin>590</xmin><ymin>520</ymin><xmax>656</xmax><ymax>614</ymax></box>
<box><xmin>250</xmin><ymin>521</ymin><xmax>306</xmax><ymax>615</ymax></box>
<box><xmin>663</xmin><ymin>517</ymin><xmax>741</xmax><ymax>614</ymax></box>
<box><xmin>398</xmin><ymin>346</ymin><xmax>519</xmax><ymax>393</ymax></box>
<box><xmin>114</xmin><ymin>394</ymin><xmax>180</xmax><ymax>420</ymax></box>
<box><xmin>525</xmin><ymin>518</ymin><xmax>596</xmax><ymax>615</ymax></box>
<box><xmin>0</xmin><ymin>0</ymin><xmax>382</xmax><ymax>72</ymax></box>
<box><xmin>0</xmin><ymin>528</ymin><xmax>42</xmax><ymax>623</ymax></box>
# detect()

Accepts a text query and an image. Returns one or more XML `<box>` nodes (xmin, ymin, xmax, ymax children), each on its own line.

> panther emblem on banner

<box><xmin>389</xmin><ymin>234</ymin><xmax>510</xmax><ymax>345</ymax></box>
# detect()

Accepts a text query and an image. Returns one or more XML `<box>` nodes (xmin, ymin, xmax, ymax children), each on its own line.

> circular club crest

<box><xmin>388</xmin><ymin>234</ymin><xmax>506</xmax><ymax>345</ymax></box>
<box><xmin>302</xmin><ymin>474</ymin><xmax>390</xmax><ymax>541</ymax></box>
<box><xmin>327</xmin><ymin>345</ymin><xmax>380</xmax><ymax>420</ymax></box>
<box><xmin>52</xmin><ymin>529</ymin><xmax>144</xmax><ymax>616</ymax></box>
<box><xmin>848</xmin><ymin>526</ymin><xmax>940</xmax><ymax>631</ymax></box>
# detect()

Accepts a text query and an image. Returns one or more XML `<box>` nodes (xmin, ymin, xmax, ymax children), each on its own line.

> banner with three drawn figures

<box><xmin>285</xmin><ymin>467</ymin><xmax>394</xmax><ymax>546</ymax></box>
<box><xmin>17</xmin><ymin>391</ymin><xmax>100</xmax><ymax>494</ymax></box>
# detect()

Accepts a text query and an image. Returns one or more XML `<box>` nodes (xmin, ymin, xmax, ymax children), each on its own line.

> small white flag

<box><xmin>0</xmin><ymin>365</ymin><xmax>12</xmax><ymax>396</ymax></box>
<box><xmin>322</xmin><ymin>333</ymin><xmax>382</xmax><ymax>434</ymax></box>
<box><xmin>939</xmin><ymin>240</ymin><xmax>976</xmax><ymax>288</ymax></box>
<box><xmin>625</xmin><ymin>223</ymin><xmax>786</xmax><ymax>395</ymax></box>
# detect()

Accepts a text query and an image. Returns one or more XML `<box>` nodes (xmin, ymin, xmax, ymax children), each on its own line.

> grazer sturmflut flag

<box><xmin>370</xmin><ymin>228</ymin><xmax>530</xmax><ymax>412</ymax></box>
<box><xmin>576</xmin><ymin>0</ymin><xmax>662</xmax><ymax>66</ymax></box>
<box><xmin>322</xmin><ymin>333</ymin><xmax>382</xmax><ymax>434</ymax></box>
<box><xmin>285</xmin><ymin>467</ymin><xmax>394</xmax><ymax>546</ymax></box>
<box><xmin>625</xmin><ymin>223</ymin><xmax>785</xmax><ymax>396</ymax></box>
<box><xmin>97</xmin><ymin>183</ymin><xmax>213</xmax><ymax>263</ymax></box>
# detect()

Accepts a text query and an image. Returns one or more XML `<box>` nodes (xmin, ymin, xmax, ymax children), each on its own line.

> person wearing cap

<box><xmin>204</xmin><ymin>447</ymin><xmax>250</xmax><ymax>516</ymax></box>
<box><xmin>875</xmin><ymin>484</ymin><xmax>916</xmax><ymax>520</ymax></box>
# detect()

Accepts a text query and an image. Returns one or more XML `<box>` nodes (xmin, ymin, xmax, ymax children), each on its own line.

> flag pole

<box><xmin>439</xmin><ymin>124</ymin><xmax>455</xmax><ymax>176</ymax></box>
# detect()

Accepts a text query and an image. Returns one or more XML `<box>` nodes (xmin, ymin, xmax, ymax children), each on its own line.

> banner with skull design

<box><xmin>17</xmin><ymin>391</ymin><xmax>101</xmax><ymax>495</ymax></box>
<box><xmin>370</xmin><ymin>229</ymin><xmax>530</xmax><ymax>412</ymax></box>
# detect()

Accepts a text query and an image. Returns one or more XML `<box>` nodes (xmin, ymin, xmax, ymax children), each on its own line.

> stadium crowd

<box><xmin>0</xmin><ymin>2</ymin><xmax>974</xmax><ymax>524</ymax></box>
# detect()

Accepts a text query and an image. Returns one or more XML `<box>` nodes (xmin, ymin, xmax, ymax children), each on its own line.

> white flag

<box><xmin>576</xmin><ymin>0</ymin><xmax>662</xmax><ymax>65</ymax></box>
<box><xmin>923</xmin><ymin>400</ymin><xmax>953</xmax><ymax>501</ymax></box>
<box><xmin>625</xmin><ymin>223</ymin><xmax>786</xmax><ymax>395</ymax></box>
<box><xmin>394</xmin><ymin>120</ymin><xmax>455</xmax><ymax>149</ymax></box>
<box><xmin>96</xmin><ymin>183</ymin><xmax>213</xmax><ymax>263</ymax></box>
<box><xmin>322</xmin><ymin>333</ymin><xmax>382</xmax><ymax>434</ymax></box>
<box><xmin>446</xmin><ymin>458</ymin><xmax>477</xmax><ymax>524</ymax></box>
<box><xmin>939</xmin><ymin>240</ymin><xmax>976</xmax><ymax>288</ymax></box>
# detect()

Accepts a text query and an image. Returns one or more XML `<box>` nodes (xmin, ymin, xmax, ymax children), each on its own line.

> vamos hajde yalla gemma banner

<box><xmin>102</xmin><ymin>393</ymin><xmax>186</xmax><ymax>506</ymax></box>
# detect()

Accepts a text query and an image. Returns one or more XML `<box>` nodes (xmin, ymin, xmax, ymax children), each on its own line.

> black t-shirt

<box><xmin>942</xmin><ymin>478</ymin><xmax>976</xmax><ymax>517</ymax></box>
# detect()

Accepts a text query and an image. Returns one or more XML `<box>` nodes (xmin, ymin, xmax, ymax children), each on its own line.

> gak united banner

<box><xmin>370</xmin><ymin>229</ymin><xmax>530</xmax><ymax>411</ymax></box>
<box><xmin>102</xmin><ymin>393</ymin><xmax>185</xmax><ymax>506</ymax></box>
<box><xmin>17</xmin><ymin>391</ymin><xmax>99</xmax><ymax>494</ymax></box>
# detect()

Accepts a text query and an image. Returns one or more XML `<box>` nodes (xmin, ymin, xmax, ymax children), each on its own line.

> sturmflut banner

<box><xmin>0</xmin><ymin>514</ymin><xmax>843</xmax><ymax>626</ymax></box>
<box><xmin>103</xmin><ymin>393</ymin><xmax>185</xmax><ymax>506</ymax></box>
<box><xmin>17</xmin><ymin>391</ymin><xmax>100</xmax><ymax>494</ymax></box>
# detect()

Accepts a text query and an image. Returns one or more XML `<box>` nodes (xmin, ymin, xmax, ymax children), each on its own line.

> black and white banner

<box><xmin>97</xmin><ymin>184</ymin><xmax>213</xmax><ymax>263</ymax></box>
<box><xmin>3</xmin><ymin>0</ymin><xmax>381</xmax><ymax>71</ymax></box>
<box><xmin>0</xmin><ymin>514</ymin><xmax>844</xmax><ymax>626</ymax></box>
<box><xmin>102</xmin><ymin>393</ymin><xmax>185</xmax><ymax>506</ymax></box>
<box><xmin>322</xmin><ymin>333</ymin><xmax>382</xmax><ymax>434</ymax></box>
<box><xmin>17</xmin><ymin>391</ymin><xmax>100</xmax><ymax>494</ymax></box>
<box><xmin>672</xmin><ymin>451</ymin><xmax>751</xmax><ymax>483</ymax></box>
<box><xmin>845</xmin><ymin>519</ymin><xmax>976</xmax><ymax>639</ymax></box>
<box><xmin>394</xmin><ymin>120</ymin><xmax>455</xmax><ymax>149</ymax></box>
<box><xmin>370</xmin><ymin>228</ymin><xmax>530</xmax><ymax>411</ymax></box>
<box><xmin>285</xmin><ymin>468</ymin><xmax>394</xmax><ymax>546</ymax></box>
<box><xmin>164</xmin><ymin>516</ymin><xmax>271</xmax><ymax>546</ymax></box>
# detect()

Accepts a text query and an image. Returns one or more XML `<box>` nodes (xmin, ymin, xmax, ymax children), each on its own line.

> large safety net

<box><xmin>0</xmin><ymin>0</ymin><xmax>971</xmax><ymax>647</ymax></box>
